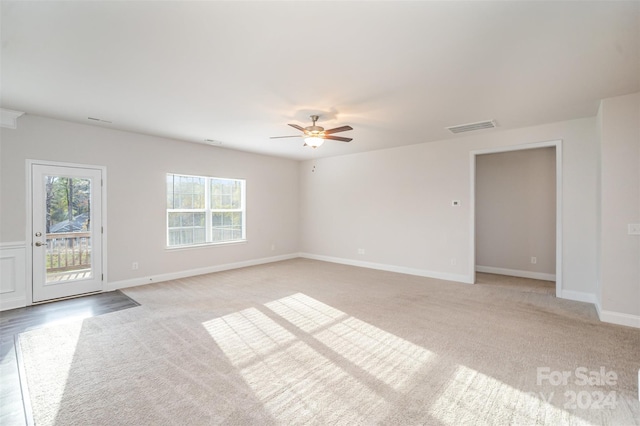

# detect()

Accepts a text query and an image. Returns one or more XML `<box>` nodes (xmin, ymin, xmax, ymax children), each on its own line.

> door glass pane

<box><xmin>44</xmin><ymin>176</ymin><xmax>93</xmax><ymax>283</ymax></box>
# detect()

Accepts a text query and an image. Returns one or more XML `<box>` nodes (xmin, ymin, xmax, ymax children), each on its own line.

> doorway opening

<box><xmin>469</xmin><ymin>140</ymin><xmax>562</xmax><ymax>297</ymax></box>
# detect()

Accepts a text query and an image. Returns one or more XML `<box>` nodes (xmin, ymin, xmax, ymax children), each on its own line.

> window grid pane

<box><xmin>167</xmin><ymin>175</ymin><xmax>205</xmax><ymax>209</ymax></box>
<box><xmin>211</xmin><ymin>179</ymin><xmax>243</xmax><ymax>210</ymax></box>
<box><xmin>167</xmin><ymin>212</ymin><xmax>206</xmax><ymax>246</ymax></box>
<box><xmin>211</xmin><ymin>212</ymin><xmax>243</xmax><ymax>242</ymax></box>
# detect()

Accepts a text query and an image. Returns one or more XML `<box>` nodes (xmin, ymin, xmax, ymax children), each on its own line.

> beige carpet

<box><xmin>18</xmin><ymin>259</ymin><xmax>640</xmax><ymax>425</ymax></box>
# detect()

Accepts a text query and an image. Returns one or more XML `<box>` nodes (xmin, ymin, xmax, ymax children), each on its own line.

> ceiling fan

<box><xmin>270</xmin><ymin>115</ymin><xmax>353</xmax><ymax>148</ymax></box>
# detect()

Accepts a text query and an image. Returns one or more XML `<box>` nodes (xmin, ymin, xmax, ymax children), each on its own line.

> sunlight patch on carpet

<box><xmin>313</xmin><ymin>316</ymin><xmax>433</xmax><ymax>390</ymax></box>
<box><xmin>266</xmin><ymin>293</ymin><xmax>435</xmax><ymax>391</ymax></box>
<box><xmin>264</xmin><ymin>293</ymin><xmax>346</xmax><ymax>333</ymax></box>
<box><xmin>202</xmin><ymin>307</ymin><xmax>296</xmax><ymax>367</ymax></box>
<box><xmin>429</xmin><ymin>364</ymin><xmax>596</xmax><ymax>426</ymax></box>
<box><xmin>203</xmin><ymin>293</ymin><xmax>602</xmax><ymax>424</ymax></box>
<box><xmin>203</xmin><ymin>306</ymin><xmax>386</xmax><ymax>423</ymax></box>
<box><xmin>203</xmin><ymin>293</ymin><xmax>439</xmax><ymax>422</ymax></box>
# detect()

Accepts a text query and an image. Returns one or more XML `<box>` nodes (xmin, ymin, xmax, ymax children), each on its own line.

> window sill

<box><xmin>165</xmin><ymin>240</ymin><xmax>247</xmax><ymax>251</ymax></box>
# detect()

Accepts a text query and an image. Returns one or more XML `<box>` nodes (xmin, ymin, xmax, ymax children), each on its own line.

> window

<box><xmin>166</xmin><ymin>174</ymin><xmax>245</xmax><ymax>247</ymax></box>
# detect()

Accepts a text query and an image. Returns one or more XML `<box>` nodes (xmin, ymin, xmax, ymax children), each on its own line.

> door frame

<box><xmin>469</xmin><ymin>140</ymin><xmax>562</xmax><ymax>297</ymax></box>
<box><xmin>25</xmin><ymin>159</ymin><xmax>108</xmax><ymax>305</ymax></box>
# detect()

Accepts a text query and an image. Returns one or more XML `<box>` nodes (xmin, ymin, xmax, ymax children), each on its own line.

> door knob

<box><xmin>35</xmin><ymin>241</ymin><xmax>44</xmax><ymax>247</ymax></box>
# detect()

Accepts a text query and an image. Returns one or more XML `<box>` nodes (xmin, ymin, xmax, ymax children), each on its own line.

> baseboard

<box><xmin>596</xmin><ymin>304</ymin><xmax>640</xmax><ymax>329</ymax></box>
<box><xmin>300</xmin><ymin>253</ymin><xmax>472</xmax><ymax>284</ymax></box>
<box><xmin>472</xmin><ymin>266</ymin><xmax>600</xmax><ymax>305</ymax></box>
<box><xmin>475</xmin><ymin>265</ymin><xmax>556</xmax><ymax>282</ymax></box>
<box><xmin>571</xmin><ymin>293</ymin><xmax>640</xmax><ymax>329</ymax></box>
<box><xmin>560</xmin><ymin>289</ymin><xmax>598</xmax><ymax>305</ymax></box>
<box><xmin>106</xmin><ymin>253</ymin><xmax>299</xmax><ymax>291</ymax></box>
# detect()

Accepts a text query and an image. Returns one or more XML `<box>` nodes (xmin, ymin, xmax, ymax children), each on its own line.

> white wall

<box><xmin>476</xmin><ymin>147</ymin><xmax>556</xmax><ymax>279</ymax></box>
<box><xmin>599</xmin><ymin>92</ymin><xmax>640</xmax><ymax>320</ymax></box>
<box><xmin>0</xmin><ymin>115</ymin><xmax>299</xmax><ymax>294</ymax></box>
<box><xmin>300</xmin><ymin>117</ymin><xmax>599</xmax><ymax>297</ymax></box>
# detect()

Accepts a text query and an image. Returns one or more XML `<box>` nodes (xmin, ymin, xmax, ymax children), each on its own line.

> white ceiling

<box><xmin>2</xmin><ymin>1</ymin><xmax>638</xmax><ymax>160</ymax></box>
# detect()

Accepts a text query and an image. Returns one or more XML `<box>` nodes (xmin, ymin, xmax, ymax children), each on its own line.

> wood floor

<box><xmin>0</xmin><ymin>291</ymin><xmax>140</xmax><ymax>426</ymax></box>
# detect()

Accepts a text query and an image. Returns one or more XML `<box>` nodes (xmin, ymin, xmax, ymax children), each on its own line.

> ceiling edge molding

<box><xmin>1</xmin><ymin>109</ymin><xmax>26</xmax><ymax>129</ymax></box>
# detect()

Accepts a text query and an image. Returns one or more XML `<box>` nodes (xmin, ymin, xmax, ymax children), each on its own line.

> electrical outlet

<box><xmin>132</xmin><ymin>262</ymin><xmax>139</xmax><ymax>270</ymax></box>
<box><xmin>358</xmin><ymin>248</ymin><xmax>365</xmax><ymax>255</ymax></box>
<box><xmin>531</xmin><ymin>257</ymin><xmax>537</xmax><ymax>264</ymax></box>
<box><xmin>451</xmin><ymin>258</ymin><xmax>457</xmax><ymax>266</ymax></box>
<box><xmin>628</xmin><ymin>224</ymin><xmax>640</xmax><ymax>235</ymax></box>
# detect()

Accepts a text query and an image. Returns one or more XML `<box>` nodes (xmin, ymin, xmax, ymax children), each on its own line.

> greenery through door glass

<box><xmin>45</xmin><ymin>176</ymin><xmax>91</xmax><ymax>233</ymax></box>
<box><xmin>44</xmin><ymin>176</ymin><xmax>93</xmax><ymax>282</ymax></box>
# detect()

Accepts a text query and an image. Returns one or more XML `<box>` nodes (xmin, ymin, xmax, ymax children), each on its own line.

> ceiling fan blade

<box><xmin>324</xmin><ymin>135</ymin><xmax>352</xmax><ymax>142</ymax></box>
<box><xmin>324</xmin><ymin>125</ymin><xmax>353</xmax><ymax>135</ymax></box>
<box><xmin>288</xmin><ymin>124</ymin><xmax>305</xmax><ymax>132</ymax></box>
<box><xmin>270</xmin><ymin>135</ymin><xmax>301</xmax><ymax>139</ymax></box>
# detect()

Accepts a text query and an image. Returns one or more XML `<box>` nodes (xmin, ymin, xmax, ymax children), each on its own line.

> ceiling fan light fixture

<box><xmin>271</xmin><ymin>115</ymin><xmax>353</xmax><ymax>148</ymax></box>
<box><xmin>304</xmin><ymin>136</ymin><xmax>324</xmax><ymax>148</ymax></box>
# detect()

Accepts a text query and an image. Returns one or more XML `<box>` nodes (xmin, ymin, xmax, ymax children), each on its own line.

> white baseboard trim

<box><xmin>595</xmin><ymin>304</ymin><xmax>640</xmax><ymax>329</ymax></box>
<box><xmin>300</xmin><ymin>253</ymin><xmax>472</xmax><ymax>284</ymax></box>
<box><xmin>106</xmin><ymin>253</ymin><xmax>299</xmax><ymax>291</ymax></box>
<box><xmin>476</xmin><ymin>265</ymin><xmax>556</xmax><ymax>282</ymax></box>
<box><xmin>560</xmin><ymin>289</ymin><xmax>598</xmax><ymax>305</ymax></box>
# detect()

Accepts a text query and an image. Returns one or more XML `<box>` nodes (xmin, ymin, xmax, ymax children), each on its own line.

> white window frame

<box><xmin>166</xmin><ymin>173</ymin><xmax>246</xmax><ymax>248</ymax></box>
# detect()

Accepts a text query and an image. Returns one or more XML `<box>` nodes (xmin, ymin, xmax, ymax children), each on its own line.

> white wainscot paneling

<box><xmin>0</xmin><ymin>242</ymin><xmax>27</xmax><ymax>311</ymax></box>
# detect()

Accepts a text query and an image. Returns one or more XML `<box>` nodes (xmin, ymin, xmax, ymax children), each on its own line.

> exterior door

<box><xmin>31</xmin><ymin>163</ymin><xmax>103</xmax><ymax>302</ymax></box>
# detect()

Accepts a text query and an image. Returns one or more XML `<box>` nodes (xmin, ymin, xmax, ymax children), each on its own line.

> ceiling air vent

<box><xmin>446</xmin><ymin>120</ymin><xmax>496</xmax><ymax>134</ymax></box>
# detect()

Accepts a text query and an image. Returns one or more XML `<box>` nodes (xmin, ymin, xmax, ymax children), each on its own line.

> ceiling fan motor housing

<box><xmin>305</xmin><ymin>125</ymin><xmax>324</xmax><ymax>135</ymax></box>
<box><xmin>306</xmin><ymin>115</ymin><xmax>324</xmax><ymax>135</ymax></box>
